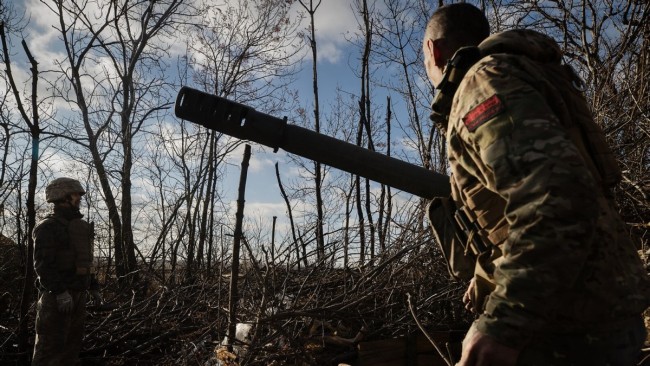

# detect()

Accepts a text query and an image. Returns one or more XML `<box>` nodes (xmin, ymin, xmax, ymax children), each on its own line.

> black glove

<box><xmin>89</xmin><ymin>290</ymin><xmax>103</xmax><ymax>306</ymax></box>
<box><xmin>56</xmin><ymin>291</ymin><xmax>74</xmax><ymax>314</ymax></box>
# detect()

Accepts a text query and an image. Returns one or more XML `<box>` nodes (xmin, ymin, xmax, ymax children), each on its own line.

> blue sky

<box><xmin>2</xmin><ymin>0</ymin><xmax>428</xmax><ymax>245</ymax></box>
<box><xmin>197</xmin><ymin>0</ymin><xmax>427</xmax><ymax>234</ymax></box>
<box><xmin>216</xmin><ymin>0</ymin><xmax>387</xmax><ymax>225</ymax></box>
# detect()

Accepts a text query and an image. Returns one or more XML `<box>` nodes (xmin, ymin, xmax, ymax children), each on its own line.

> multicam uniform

<box><xmin>431</xmin><ymin>29</ymin><xmax>650</xmax><ymax>364</ymax></box>
<box><xmin>32</xmin><ymin>206</ymin><xmax>97</xmax><ymax>366</ymax></box>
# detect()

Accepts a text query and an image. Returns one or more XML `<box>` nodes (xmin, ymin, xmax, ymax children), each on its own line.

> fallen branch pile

<box><xmin>1</xmin><ymin>236</ymin><xmax>471</xmax><ymax>365</ymax></box>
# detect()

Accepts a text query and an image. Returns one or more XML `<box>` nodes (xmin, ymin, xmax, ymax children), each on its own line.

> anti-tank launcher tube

<box><xmin>174</xmin><ymin>86</ymin><xmax>450</xmax><ymax>199</ymax></box>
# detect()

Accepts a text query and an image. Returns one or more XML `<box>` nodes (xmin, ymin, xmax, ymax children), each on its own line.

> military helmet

<box><xmin>45</xmin><ymin>177</ymin><xmax>86</xmax><ymax>203</ymax></box>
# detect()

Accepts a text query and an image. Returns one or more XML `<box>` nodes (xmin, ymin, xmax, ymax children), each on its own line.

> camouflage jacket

<box><xmin>33</xmin><ymin>207</ymin><xmax>98</xmax><ymax>294</ymax></box>
<box><xmin>445</xmin><ymin>29</ymin><xmax>650</xmax><ymax>348</ymax></box>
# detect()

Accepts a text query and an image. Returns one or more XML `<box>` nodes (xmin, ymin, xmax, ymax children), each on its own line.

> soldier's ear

<box><xmin>424</xmin><ymin>38</ymin><xmax>433</xmax><ymax>55</ymax></box>
<box><xmin>431</xmin><ymin>39</ymin><xmax>446</xmax><ymax>67</ymax></box>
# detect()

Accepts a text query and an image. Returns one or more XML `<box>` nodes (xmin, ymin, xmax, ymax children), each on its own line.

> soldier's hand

<box><xmin>457</xmin><ymin>325</ymin><xmax>518</xmax><ymax>366</ymax></box>
<box><xmin>463</xmin><ymin>278</ymin><xmax>476</xmax><ymax>313</ymax></box>
<box><xmin>56</xmin><ymin>291</ymin><xmax>74</xmax><ymax>314</ymax></box>
<box><xmin>89</xmin><ymin>290</ymin><xmax>103</xmax><ymax>306</ymax></box>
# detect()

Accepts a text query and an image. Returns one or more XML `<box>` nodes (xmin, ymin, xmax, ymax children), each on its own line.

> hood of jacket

<box><xmin>479</xmin><ymin>29</ymin><xmax>562</xmax><ymax>64</ymax></box>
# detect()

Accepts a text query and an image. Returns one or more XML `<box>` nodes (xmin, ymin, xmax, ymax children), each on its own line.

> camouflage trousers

<box><xmin>515</xmin><ymin>317</ymin><xmax>646</xmax><ymax>366</ymax></box>
<box><xmin>32</xmin><ymin>290</ymin><xmax>87</xmax><ymax>366</ymax></box>
<box><xmin>460</xmin><ymin>317</ymin><xmax>646</xmax><ymax>366</ymax></box>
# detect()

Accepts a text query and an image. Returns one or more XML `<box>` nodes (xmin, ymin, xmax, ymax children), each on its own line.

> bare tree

<box><xmin>0</xmin><ymin>89</ymin><xmax>20</xmax><ymax>224</ymax></box>
<box><xmin>378</xmin><ymin>97</ymin><xmax>393</xmax><ymax>252</ymax></box>
<box><xmin>353</xmin><ymin>0</ymin><xmax>375</xmax><ymax>263</ymax></box>
<box><xmin>373</xmin><ymin>0</ymin><xmax>443</xmax><ymax>172</ymax></box>
<box><xmin>275</xmin><ymin>162</ymin><xmax>309</xmax><ymax>268</ymax></box>
<box><xmin>40</xmin><ymin>0</ymin><xmax>193</xmax><ymax>283</ymax></box>
<box><xmin>167</xmin><ymin>0</ymin><xmax>304</xmax><ymax>280</ymax></box>
<box><xmin>188</xmin><ymin>0</ymin><xmax>303</xmax><ymax>106</ymax></box>
<box><xmin>0</xmin><ymin>9</ymin><xmax>47</xmax><ymax>359</ymax></box>
<box><xmin>295</xmin><ymin>0</ymin><xmax>328</xmax><ymax>263</ymax></box>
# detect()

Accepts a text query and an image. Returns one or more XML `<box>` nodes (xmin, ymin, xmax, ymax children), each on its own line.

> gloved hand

<box><xmin>89</xmin><ymin>290</ymin><xmax>103</xmax><ymax>306</ymax></box>
<box><xmin>56</xmin><ymin>291</ymin><xmax>74</xmax><ymax>314</ymax></box>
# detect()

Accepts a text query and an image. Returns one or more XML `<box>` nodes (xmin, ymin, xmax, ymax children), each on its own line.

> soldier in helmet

<box><xmin>423</xmin><ymin>3</ymin><xmax>650</xmax><ymax>366</ymax></box>
<box><xmin>32</xmin><ymin>177</ymin><xmax>103</xmax><ymax>366</ymax></box>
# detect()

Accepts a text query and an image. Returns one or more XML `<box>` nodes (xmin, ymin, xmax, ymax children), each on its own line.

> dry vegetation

<box><xmin>1</xmin><ymin>0</ymin><xmax>649</xmax><ymax>365</ymax></box>
<box><xmin>1</xmin><ymin>234</ymin><xmax>472</xmax><ymax>365</ymax></box>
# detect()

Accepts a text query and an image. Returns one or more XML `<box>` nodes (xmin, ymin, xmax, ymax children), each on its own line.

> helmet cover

<box><xmin>45</xmin><ymin>177</ymin><xmax>86</xmax><ymax>203</ymax></box>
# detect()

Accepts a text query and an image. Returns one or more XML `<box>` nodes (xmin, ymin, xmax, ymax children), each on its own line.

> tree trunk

<box><xmin>299</xmin><ymin>0</ymin><xmax>326</xmax><ymax>262</ymax></box>
<box><xmin>227</xmin><ymin>144</ymin><xmax>251</xmax><ymax>350</ymax></box>
<box><xmin>1</xmin><ymin>27</ymin><xmax>41</xmax><ymax>363</ymax></box>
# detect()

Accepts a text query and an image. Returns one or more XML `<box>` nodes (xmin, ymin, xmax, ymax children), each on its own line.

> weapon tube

<box><xmin>174</xmin><ymin>87</ymin><xmax>450</xmax><ymax>199</ymax></box>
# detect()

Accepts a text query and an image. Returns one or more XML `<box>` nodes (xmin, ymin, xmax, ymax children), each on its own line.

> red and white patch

<box><xmin>462</xmin><ymin>94</ymin><xmax>505</xmax><ymax>132</ymax></box>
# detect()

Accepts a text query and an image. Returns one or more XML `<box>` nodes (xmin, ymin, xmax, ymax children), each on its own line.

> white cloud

<box><xmin>225</xmin><ymin>143</ymin><xmax>277</xmax><ymax>173</ymax></box>
<box><xmin>296</xmin><ymin>0</ymin><xmax>358</xmax><ymax>64</ymax></box>
<box><xmin>240</xmin><ymin>201</ymin><xmax>287</xmax><ymax>219</ymax></box>
<box><xmin>315</xmin><ymin>41</ymin><xmax>344</xmax><ymax>64</ymax></box>
<box><xmin>24</xmin><ymin>0</ymin><xmax>62</xmax><ymax>39</ymax></box>
<box><xmin>249</xmin><ymin>152</ymin><xmax>276</xmax><ymax>174</ymax></box>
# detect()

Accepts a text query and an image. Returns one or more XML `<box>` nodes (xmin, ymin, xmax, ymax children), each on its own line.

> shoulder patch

<box><xmin>462</xmin><ymin>94</ymin><xmax>505</xmax><ymax>132</ymax></box>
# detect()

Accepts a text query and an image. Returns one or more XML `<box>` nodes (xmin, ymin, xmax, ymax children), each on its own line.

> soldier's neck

<box><xmin>53</xmin><ymin>205</ymin><xmax>83</xmax><ymax>220</ymax></box>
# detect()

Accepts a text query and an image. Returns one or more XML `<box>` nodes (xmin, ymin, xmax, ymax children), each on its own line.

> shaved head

<box><xmin>422</xmin><ymin>3</ymin><xmax>490</xmax><ymax>87</ymax></box>
<box><xmin>425</xmin><ymin>3</ymin><xmax>490</xmax><ymax>52</ymax></box>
